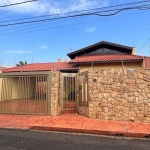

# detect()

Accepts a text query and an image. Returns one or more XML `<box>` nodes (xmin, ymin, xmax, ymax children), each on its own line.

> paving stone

<box><xmin>0</xmin><ymin>113</ymin><xmax>150</xmax><ymax>138</ymax></box>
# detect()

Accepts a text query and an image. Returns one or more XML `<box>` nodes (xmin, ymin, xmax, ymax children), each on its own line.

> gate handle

<box><xmin>77</xmin><ymin>89</ymin><xmax>80</xmax><ymax>93</ymax></box>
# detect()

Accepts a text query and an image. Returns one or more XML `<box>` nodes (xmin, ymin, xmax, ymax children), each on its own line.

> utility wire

<box><xmin>0</xmin><ymin>21</ymin><xmax>104</xmax><ymax>36</ymax></box>
<box><xmin>95</xmin><ymin>5</ymin><xmax>150</xmax><ymax>16</ymax></box>
<box><xmin>0</xmin><ymin>0</ymin><xmax>38</xmax><ymax>8</ymax></box>
<box><xmin>139</xmin><ymin>38</ymin><xmax>150</xmax><ymax>50</ymax></box>
<box><xmin>0</xmin><ymin>3</ymin><xmax>149</xmax><ymax>33</ymax></box>
<box><xmin>0</xmin><ymin>0</ymin><xmax>150</xmax><ymax>24</ymax></box>
<box><xmin>1</xmin><ymin>9</ymin><xmax>149</xmax><ymax>35</ymax></box>
<box><xmin>0</xmin><ymin>18</ymin><xmax>81</xmax><ymax>34</ymax></box>
<box><xmin>0</xmin><ymin>1</ymin><xmax>150</xmax><ymax>35</ymax></box>
<box><xmin>0</xmin><ymin>10</ymin><xmax>150</xmax><ymax>37</ymax></box>
<box><xmin>0</xmin><ymin>17</ymin><xmax>79</xmax><ymax>33</ymax></box>
<box><xmin>0</xmin><ymin>3</ymin><xmax>150</xmax><ymax>27</ymax></box>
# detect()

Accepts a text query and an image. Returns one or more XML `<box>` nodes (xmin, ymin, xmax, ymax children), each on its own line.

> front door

<box><xmin>62</xmin><ymin>73</ymin><xmax>76</xmax><ymax>110</ymax></box>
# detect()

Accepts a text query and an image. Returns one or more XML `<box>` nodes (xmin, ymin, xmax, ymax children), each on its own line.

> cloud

<box><xmin>86</xmin><ymin>27</ymin><xmax>97</xmax><ymax>33</ymax></box>
<box><xmin>0</xmin><ymin>0</ymin><xmax>48</xmax><ymax>15</ymax></box>
<box><xmin>38</xmin><ymin>45</ymin><xmax>49</xmax><ymax>50</ymax></box>
<box><xmin>5</xmin><ymin>50</ymin><xmax>32</xmax><ymax>54</ymax></box>
<box><xmin>0</xmin><ymin>0</ymin><xmax>109</xmax><ymax>15</ymax></box>
<box><xmin>1</xmin><ymin>64</ymin><xmax>14</xmax><ymax>68</ymax></box>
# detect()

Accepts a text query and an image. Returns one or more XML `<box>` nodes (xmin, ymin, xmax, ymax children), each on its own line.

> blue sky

<box><xmin>0</xmin><ymin>0</ymin><xmax>150</xmax><ymax>67</ymax></box>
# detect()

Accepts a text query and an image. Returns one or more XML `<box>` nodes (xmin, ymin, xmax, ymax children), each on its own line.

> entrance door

<box><xmin>62</xmin><ymin>73</ymin><xmax>76</xmax><ymax>110</ymax></box>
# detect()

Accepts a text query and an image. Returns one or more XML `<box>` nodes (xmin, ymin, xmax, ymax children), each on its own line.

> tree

<box><xmin>16</xmin><ymin>61</ymin><xmax>27</xmax><ymax>66</ymax></box>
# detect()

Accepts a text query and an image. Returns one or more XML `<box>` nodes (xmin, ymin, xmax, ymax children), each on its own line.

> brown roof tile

<box><xmin>3</xmin><ymin>62</ymin><xmax>78</xmax><ymax>72</ymax></box>
<box><xmin>69</xmin><ymin>55</ymin><xmax>143</xmax><ymax>63</ymax></box>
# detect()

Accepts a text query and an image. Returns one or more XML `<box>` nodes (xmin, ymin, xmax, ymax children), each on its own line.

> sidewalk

<box><xmin>0</xmin><ymin>113</ymin><xmax>150</xmax><ymax>138</ymax></box>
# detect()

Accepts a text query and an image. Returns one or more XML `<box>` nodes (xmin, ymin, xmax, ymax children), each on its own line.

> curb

<box><xmin>30</xmin><ymin>126</ymin><xmax>150</xmax><ymax>138</ymax></box>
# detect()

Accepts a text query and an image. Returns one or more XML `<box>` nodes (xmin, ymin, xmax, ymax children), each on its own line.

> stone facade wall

<box><xmin>50</xmin><ymin>71</ymin><xmax>77</xmax><ymax>116</ymax></box>
<box><xmin>50</xmin><ymin>71</ymin><xmax>62</xmax><ymax>116</ymax></box>
<box><xmin>58</xmin><ymin>73</ymin><xmax>63</xmax><ymax>115</ymax></box>
<box><xmin>79</xmin><ymin>68</ymin><xmax>150</xmax><ymax>122</ymax></box>
<box><xmin>0</xmin><ymin>67</ymin><xmax>2</xmax><ymax>101</ymax></box>
<box><xmin>78</xmin><ymin>106</ymin><xmax>89</xmax><ymax>117</ymax></box>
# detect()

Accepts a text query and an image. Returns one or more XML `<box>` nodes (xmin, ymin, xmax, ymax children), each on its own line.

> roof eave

<box><xmin>3</xmin><ymin>68</ymin><xmax>78</xmax><ymax>73</ymax></box>
<box><xmin>69</xmin><ymin>59</ymin><xmax>143</xmax><ymax>64</ymax></box>
<box><xmin>67</xmin><ymin>41</ymin><xmax>133</xmax><ymax>59</ymax></box>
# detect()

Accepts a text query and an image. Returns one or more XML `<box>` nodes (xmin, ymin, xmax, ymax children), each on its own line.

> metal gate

<box><xmin>79</xmin><ymin>71</ymin><xmax>88</xmax><ymax>107</ymax></box>
<box><xmin>0</xmin><ymin>73</ymin><xmax>49</xmax><ymax>115</ymax></box>
<box><xmin>62</xmin><ymin>73</ymin><xmax>76</xmax><ymax>110</ymax></box>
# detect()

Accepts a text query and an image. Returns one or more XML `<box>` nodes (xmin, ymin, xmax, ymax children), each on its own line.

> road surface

<box><xmin>0</xmin><ymin>129</ymin><xmax>150</xmax><ymax>150</ymax></box>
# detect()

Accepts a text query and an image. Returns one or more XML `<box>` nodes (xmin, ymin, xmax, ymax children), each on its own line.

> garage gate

<box><xmin>0</xmin><ymin>72</ymin><xmax>51</xmax><ymax>115</ymax></box>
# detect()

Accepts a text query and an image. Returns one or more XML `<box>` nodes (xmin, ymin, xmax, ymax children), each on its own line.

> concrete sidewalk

<box><xmin>0</xmin><ymin>113</ymin><xmax>150</xmax><ymax>138</ymax></box>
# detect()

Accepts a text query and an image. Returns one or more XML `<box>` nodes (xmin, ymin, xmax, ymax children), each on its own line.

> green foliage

<box><xmin>16</xmin><ymin>61</ymin><xmax>27</xmax><ymax>66</ymax></box>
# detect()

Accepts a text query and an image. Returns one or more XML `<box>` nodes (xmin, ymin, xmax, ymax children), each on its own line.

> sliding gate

<box><xmin>0</xmin><ymin>72</ymin><xmax>50</xmax><ymax>115</ymax></box>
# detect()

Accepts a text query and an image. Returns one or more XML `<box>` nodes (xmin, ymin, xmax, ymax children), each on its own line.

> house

<box><xmin>1</xmin><ymin>41</ymin><xmax>150</xmax><ymax>122</ymax></box>
<box><xmin>0</xmin><ymin>66</ymin><xmax>6</xmax><ymax>73</ymax></box>
<box><xmin>68</xmin><ymin>41</ymin><xmax>150</xmax><ymax>72</ymax></box>
<box><xmin>3</xmin><ymin>41</ymin><xmax>150</xmax><ymax>73</ymax></box>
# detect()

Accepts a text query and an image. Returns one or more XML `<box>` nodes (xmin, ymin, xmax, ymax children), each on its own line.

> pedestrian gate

<box><xmin>62</xmin><ymin>73</ymin><xmax>76</xmax><ymax>110</ymax></box>
<box><xmin>0</xmin><ymin>73</ymin><xmax>49</xmax><ymax>115</ymax></box>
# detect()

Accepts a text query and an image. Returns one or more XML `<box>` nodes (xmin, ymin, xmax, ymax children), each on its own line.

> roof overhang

<box><xmin>2</xmin><ymin>62</ymin><xmax>78</xmax><ymax>73</ymax></box>
<box><xmin>69</xmin><ymin>59</ymin><xmax>143</xmax><ymax>65</ymax></box>
<box><xmin>67</xmin><ymin>41</ymin><xmax>133</xmax><ymax>59</ymax></box>
<box><xmin>69</xmin><ymin>54</ymin><xmax>143</xmax><ymax>64</ymax></box>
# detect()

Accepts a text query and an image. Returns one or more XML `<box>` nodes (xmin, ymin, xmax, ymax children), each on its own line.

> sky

<box><xmin>0</xmin><ymin>0</ymin><xmax>150</xmax><ymax>67</ymax></box>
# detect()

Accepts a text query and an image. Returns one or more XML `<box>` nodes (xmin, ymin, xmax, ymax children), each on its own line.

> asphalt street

<box><xmin>0</xmin><ymin>129</ymin><xmax>150</xmax><ymax>150</ymax></box>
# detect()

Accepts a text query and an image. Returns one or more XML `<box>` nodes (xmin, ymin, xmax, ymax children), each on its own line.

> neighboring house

<box><xmin>1</xmin><ymin>41</ymin><xmax>150</xmax><ymax>123</ymax></box>
<box><xmin>0</xmin><ymin>66</ymin><xmax>6</xmax><ymax>73</ymax></box>
<box><xmin>3</xmin><ymin>62</ymin><xmax>78</xmax><ymax>73</ymax></box>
